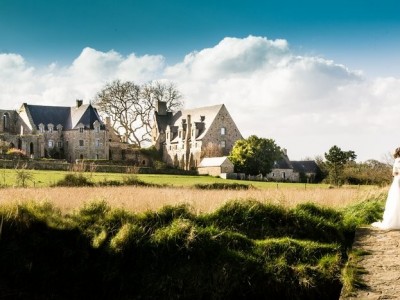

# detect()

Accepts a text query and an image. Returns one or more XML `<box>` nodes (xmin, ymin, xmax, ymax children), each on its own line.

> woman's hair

<box><xmin>394</xmin><ymin>147</ymin><xmax>400</xmax><ymax>159</ymax></box>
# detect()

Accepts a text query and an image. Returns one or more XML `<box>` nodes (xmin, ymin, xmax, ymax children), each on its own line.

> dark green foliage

<box><xmin>194</xmin><ymin>182</ymin><xmax>254</xmax><ymax>190</ymax></box>
<box><xmin>52</xmin><ymin>173</ymin><xmax>94</xmax><ymax>187</ymax></box>
<box><xmin>0</xmin><ymin>197</ymin><xmax>382</xmax><ymax>299</ymax></box>
<box><xmin>229</xmin><ymin>135</ymin><xmax>282</xmax><ymax>175</ymax></box>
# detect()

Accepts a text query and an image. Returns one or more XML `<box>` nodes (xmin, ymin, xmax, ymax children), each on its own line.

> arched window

<box><xmin>2</xmin><ymin>113</ymin><xmax>10</xmax><ymax>131</ymax></box>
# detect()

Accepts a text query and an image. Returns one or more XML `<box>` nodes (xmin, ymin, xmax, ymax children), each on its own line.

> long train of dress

<box><xmin>372</xmin><ymin>175</ymin><xmax>400</xmax><ymax>230</ymax></box>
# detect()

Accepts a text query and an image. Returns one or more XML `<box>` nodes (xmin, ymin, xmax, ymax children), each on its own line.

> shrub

<box><xmin>52</xmin><ymin>173</ymin><xmax>94</xmax><ymax>187</ymax></box>
<box><xmin>6</xmin><ymin>148</ymin><xmax>27</xmax><ymax>158</ymax></box>
<box><xmin>194</xmin><ymin>182</ymin><xmax>254</xmax><ymax>190</ymax></box>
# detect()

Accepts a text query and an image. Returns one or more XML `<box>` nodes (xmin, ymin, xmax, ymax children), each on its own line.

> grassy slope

<box><xmin>0</xmin><ymin>195</ymin><xmax>385</xmax><ymax>299</ymax></box>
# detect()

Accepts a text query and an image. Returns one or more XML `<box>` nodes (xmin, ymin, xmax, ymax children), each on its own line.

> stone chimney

<box><xmin>105</xmin><ymin>116</ymin><xmax>111</xmax><ymax>127</ymax></box>
<box><xmin>156</xmin><ymin>100</ymin><xmax>167</xmax><ymax>116</ymax></box>
<box><xmin>76</xmin><ymin>99</ymin><xmax>83</xmax><ymax>108</ymax></box>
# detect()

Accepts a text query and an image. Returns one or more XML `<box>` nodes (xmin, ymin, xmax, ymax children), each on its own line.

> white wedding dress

<box><xmin>372</xmin><ymin>157</ymin><xmax>400</xmax><ymax>229</ymax></box>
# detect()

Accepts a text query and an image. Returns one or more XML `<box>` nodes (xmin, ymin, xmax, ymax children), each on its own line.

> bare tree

<box><xmin>201</xmin><ymin>142</ymin><xmax>223</xmax><ymax>158</ymax></box>
<box><xmin>94</xmin><ymin>80</ymin><xmax>183</xmax><ymax>148</ymax></box>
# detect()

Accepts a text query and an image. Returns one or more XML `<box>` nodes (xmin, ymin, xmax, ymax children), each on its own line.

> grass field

<box><xmin>0</xmin><ymin>168</ymin><xmax>387</xmax><ymax>214</ymax></box>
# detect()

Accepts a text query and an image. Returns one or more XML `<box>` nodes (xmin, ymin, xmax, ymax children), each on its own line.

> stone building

<box><xmin>0</xmin><ymin>100</ymin><xmax>114</xmax><ymax>161</ymax></box>
<box><xmin>198</xmin><ymin>156</ymin><xmax>234</xmax><ymax>176</ymax></box>
<box><xmin>266</xmin><ymin>149</ymin><xmax>320</xmax><ymax>183</ymax></box>
<box><xmin>152</xmin><ymin>101</ymin><xmax>242</xmax><ymax>170</ymax></box>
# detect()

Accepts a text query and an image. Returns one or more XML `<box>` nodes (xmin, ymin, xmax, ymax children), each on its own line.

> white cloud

<box><xmin>1</xmin><ymin>36</ymin><xmax>399</xmax><ymax>161</ymax></box>
<box><xmin>0</xmin><ymin>48</ymin><xmax>165</xmax><ymax>108</ymax></box>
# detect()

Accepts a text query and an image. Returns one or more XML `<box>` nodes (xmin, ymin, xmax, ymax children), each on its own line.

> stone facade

<box><xmin>266</xmin><ymin>149</ymin><xmax>320</xmax><ymax>183</ymax></box>
<box><xmin>0</xmin><ymin>101</ymin><xmax>116</xmax><ymax>162</ymax></box>
<box><xmin>152</xmin><ymin>102</ymin><xmax>242</xmax><ymax>170</ymax></box>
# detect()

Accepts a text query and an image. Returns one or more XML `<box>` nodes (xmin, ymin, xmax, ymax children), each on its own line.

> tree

<box><xmin>229</xmin><ymin>135</ymin><xmax>281</xmax><ymax>176</ymax></box>
<box><xmin>201</xmin><ymin>142</ymin><xmax>223</xmax><ymax>158</ymax></box>
<box><xmin>94</xmin><ymin>80</ymin><xmax>183</xmax><ymax>148</ymax></box>
<box><xmin>324</xmin><ymin>145</ymin><xmax>357</xmax><ymax>186</ymax></box>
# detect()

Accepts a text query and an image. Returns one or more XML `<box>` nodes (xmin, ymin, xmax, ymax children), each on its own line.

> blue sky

<box><xmin>1</xmin><ymin>0</ymin><xmax>400</xmax><ymax>161</ymax></box>
<box><xmin>2</xmin><ymin>0</ymin><xmax>399</xmax><ymax>75</ymax></box>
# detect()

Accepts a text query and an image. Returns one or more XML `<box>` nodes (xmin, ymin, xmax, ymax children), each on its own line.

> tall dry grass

<box><xmin>0</xmin><ymin>185</ymin><xmax>387</xmax><ymax>214</ymax></box>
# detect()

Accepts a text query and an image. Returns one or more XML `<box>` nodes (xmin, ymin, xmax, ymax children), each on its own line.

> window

<box><xmin>95</xmin><ymin>139</ymin><xmax>100</xmax><ymax>147</ymax></box>
<box><xmin>221</xmin><ymin>127</ymin><xmax>226</xmax><ymax>135</ymax></box>
<box><xmin>95</xmin><ymin>126</ymin><xmax>100</xmax><ymax>133</ymax></box>
<box><xmin>48</xmin><ymin>140</ymin><xmax>54</xmax><ymax>148</ymax></box>
<box><xmin>79</xmin><ymin>127</ymin><xmax>84</xmax><ymax>133</ymax></box>
<box><xmin>48</xmin><ymin>126</ymin><xmax>53</xmax><ymax>133</ymax></box>
<box><xmin>166</xmin><ymin>132</ymin><xmax>169</xmax><ymax>140</ymax></box>
<box><xmin>79</xmin><ymin>140</ymin><xmax>84</xmax><ymax>147</ymax></box>
<box><xmin>39</xmin><ymin>124</ymin><xmax>44</xmax><ymax>133</ymax></box>
<box><xmin>220</xmin><ymin>140</ymin><xmax>226</xmax><ymax>148</ymax></box>
<box><xmin>57</xmin><ymin>141</ymin><xmax>63</xmax><ymax>148</ymax></box>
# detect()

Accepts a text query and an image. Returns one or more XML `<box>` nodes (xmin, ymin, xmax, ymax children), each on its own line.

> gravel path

<box><xmin>340</xmin><ymin>226</ymin><xmax>400</xmax><ymax>299</ymax></box>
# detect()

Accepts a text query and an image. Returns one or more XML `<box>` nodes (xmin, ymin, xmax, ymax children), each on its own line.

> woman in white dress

<box><xmin>372</xmin><ymin>147</ymin><xmax>400</xmax><ymax>229</ymax></box>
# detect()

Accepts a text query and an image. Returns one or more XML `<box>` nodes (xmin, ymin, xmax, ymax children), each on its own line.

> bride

<box><xmin>372</xmin><ymin>147</ymin><xmax>400</xmax><ymax>229</ymax></box>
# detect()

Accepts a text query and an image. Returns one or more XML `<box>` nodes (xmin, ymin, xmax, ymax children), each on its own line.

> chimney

<box><xmin>76</xmin><ymin>99</ymin><xmax>83</xmax><ymax>108</ymax></box>
<box><xmin>156</xmin><ymin>100</ymin><xmax>167</xmax><ymax>116</ymax></box>
<box><xmin>105</xmin><ymin>116</ymin><xmax>111</xmax><ymax>127</ymax></box>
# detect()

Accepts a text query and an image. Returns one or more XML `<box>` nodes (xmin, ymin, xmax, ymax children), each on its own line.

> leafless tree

<box><xmin>94</xmin><ymin>80</ymin><xmax>183</xmax><ymax>148</ymax></box>
<box><xmin>201</xmin><ymin>142</ymin><xmax>223</xmax><ymax>158</ymax></box>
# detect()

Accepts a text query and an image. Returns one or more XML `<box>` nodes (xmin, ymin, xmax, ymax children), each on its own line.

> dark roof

<box><xmin>155</xmin><ymin>103</ymin><xmax>224</xmax><ymax>140</ymax></box>
<box><xmin>69</xmin><ymin>104</ymin><xmax>103</xmax><ymax>129</ymax></box>
<box><xmin>26</xmin><ymin>104</ymin><xmax>71</xmax><ymax>129</ymax></box>
<box><xmin>272</xmin><ymin>158</ymin><xmax>292</xmax><ymax>169</ymax></box>
<box><xmin>291</xmin><ymin>161</ymin><xmax>320</xmax><ymax>173</ymax></box>
<box><xmin>25</xmin><ymin>103</ymin><xmax>103</xmax><ymax>130</ymax></box>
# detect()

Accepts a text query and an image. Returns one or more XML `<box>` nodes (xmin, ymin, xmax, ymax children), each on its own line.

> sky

<box><xmin>1</xmin><ymin>0</ymin><xmax>400</xmax><ymax>161</ymax></box>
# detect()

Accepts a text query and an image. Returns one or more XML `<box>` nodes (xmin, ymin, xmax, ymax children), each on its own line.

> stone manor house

<box><xmin>0</xmin><ymin>99</ymin><xmax>319</xmax><ymax>181</ymax></box>
<box><xmin>0</xmin><ymin>100</ymin><xmax>121</xmax><ymax>162</ymax></box>
<box><xmin>152</xmin><ymin>101</ymin><xmax>243</xmax><ymax>170</ymax></box>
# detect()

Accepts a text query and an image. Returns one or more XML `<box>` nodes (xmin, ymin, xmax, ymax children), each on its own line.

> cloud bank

<box><xmin>1</xmin><ymin>36</ymin><xmax>399</xmax><ymax>161</ymax></box>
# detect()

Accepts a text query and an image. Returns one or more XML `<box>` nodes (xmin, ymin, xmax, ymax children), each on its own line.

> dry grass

<box><xmin>0</xmin><ymin>185</ymin><xmax>387</xmax><ymax>214</ymax></box>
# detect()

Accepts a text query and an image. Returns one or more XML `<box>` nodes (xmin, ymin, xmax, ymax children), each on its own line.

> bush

<box><xmin>194</xmin><ymin>182</ymin><xmax>254</xmax><ymax>190</ymax></box>
<box><xmin>52</xmin><ymin>173</ymin><xmax>94</xmax><ymax>187</ymax></box>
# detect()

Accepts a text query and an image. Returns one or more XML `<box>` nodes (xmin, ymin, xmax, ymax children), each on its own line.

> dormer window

<box><xmin>79</xmin><ymin>127</ymin><xmax>84</xmax><ymax>133</ymax></box>
<box><xmin>48</xmin><ymin>124</ymin><xmax>54</xmax><ymax>133</ymax></box>
<box><xmin>221</xmin><ymin>127</ymin><xmax>226</xmax><ymax>135</ymax></box>
<box><xmin>38</xmin><ymin>124</ymin><xmax>45</xmax><ymax>133</ymax></box>
<box><xmin>57</xmin><ymin>124</ymin><xmax>63</xmax><ymax>133</ymax></box>
<box><xmin>93</xmin><ymin>120</ymin><xmax>100</xmax><ymax>133</ymax></box>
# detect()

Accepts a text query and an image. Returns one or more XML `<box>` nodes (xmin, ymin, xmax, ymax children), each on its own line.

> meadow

<box><xmin>0</xmin><ymin>168</ymin><xmax>385</xmax><ymax>214</ymax></box>
<box><xmin>0</xmin><ymin>168</ymin><xmax>387</xmax><ymax>299</ymax></box>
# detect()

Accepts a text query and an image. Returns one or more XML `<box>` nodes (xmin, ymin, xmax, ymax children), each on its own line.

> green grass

<box><xmin>0</xmin><ymin>167</ymin><xmax>335</xmax><ymax>189</ymax></box>
<box><xmin>0</xmin><ymin>197</ymin><xmax>383</xmax><ymax>299</ymax></box>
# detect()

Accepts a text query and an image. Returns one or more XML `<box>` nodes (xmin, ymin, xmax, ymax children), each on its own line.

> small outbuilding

<box><xmin>198</xmin><ymin>156</ymin><xmax>234</xmax><ymax>177</ymax></box>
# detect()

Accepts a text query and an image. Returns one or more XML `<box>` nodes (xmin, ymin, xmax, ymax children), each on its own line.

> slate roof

<box><xmin>291</xmin><ymin>161</ymin><xmax>320</xmax><ymax>173</ymax></box>
<box><xmin>24</xmin><ymin>103</ymin><xmax>103</xmax><ymax>130</ymax></box>
<box><xmin>26</xmin><ymin>104</ymin><xmax>71</xmax><ymax>129</ymax></box>
<box><xmin>199</xmin><ymin>156</ymin><xmax>233</xmax><ymax>167</ymax></box>
<box><xmin>272</xmin><ymin>159</ymin><xmax>292</xmax><ymax>169</ymax></box>
<box><xmin>155</xmin><ymin>104</ymin><xmax>224</xmax><ymax>141</ymax></box>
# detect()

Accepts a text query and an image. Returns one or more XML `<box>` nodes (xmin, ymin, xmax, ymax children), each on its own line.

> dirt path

<box><xmin>340</xmin><ymin>226</ymin><xmax>400</xmax><ymax>299</ymax></box>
